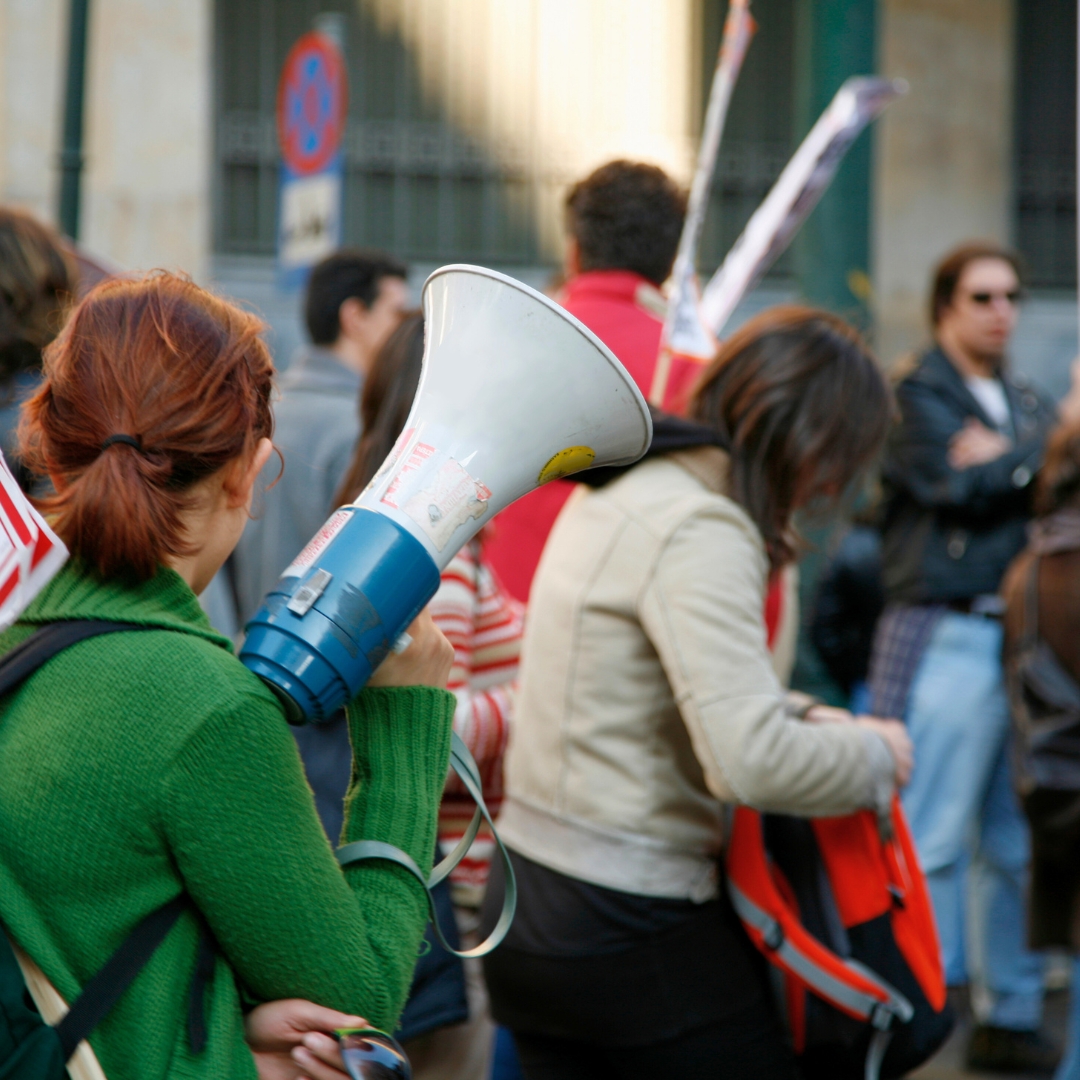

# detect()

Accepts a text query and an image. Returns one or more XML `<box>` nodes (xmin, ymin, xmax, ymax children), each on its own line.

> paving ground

<box><xmin>911</xmin><ymin>991</ymin><xmax>1068</xmax><ymax>1080</ymax></box>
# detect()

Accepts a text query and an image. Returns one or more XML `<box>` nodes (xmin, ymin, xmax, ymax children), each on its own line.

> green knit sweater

<box><xmin>0</xmin><ymin>561</ymin><xmax>455</xmax><ymax>1079</ymax></box>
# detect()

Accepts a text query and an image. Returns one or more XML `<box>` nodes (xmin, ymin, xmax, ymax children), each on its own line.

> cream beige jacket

<box><xmin>499</xmin><ymin>447</ymin><xmax>894</xmax><ymax>902</ymax></box>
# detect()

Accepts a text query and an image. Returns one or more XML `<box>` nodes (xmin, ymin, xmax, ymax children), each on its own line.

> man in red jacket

<box><xmin>485</xmin><ymin>160</ymin><xmax>687</xmax><ymax>601</ymax></box>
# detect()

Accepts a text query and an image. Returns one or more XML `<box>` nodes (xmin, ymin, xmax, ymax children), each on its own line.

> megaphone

<box><xmin>240</xmin><ymin>265</ymin><xmax>652</xmax><ymax>723</ymax></box>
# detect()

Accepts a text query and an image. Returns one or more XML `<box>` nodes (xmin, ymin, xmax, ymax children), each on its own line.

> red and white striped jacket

<box><xmin>431</xmin><ymin>538</ymin><xmax>524</xmax><ymax>906</ymax></box>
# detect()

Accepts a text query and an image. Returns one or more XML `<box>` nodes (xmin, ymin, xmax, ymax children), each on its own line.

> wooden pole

<box><xmin>11</xmin><ymin>941</ymin><xmax>108</xmax><ymax>1080</ymax></box>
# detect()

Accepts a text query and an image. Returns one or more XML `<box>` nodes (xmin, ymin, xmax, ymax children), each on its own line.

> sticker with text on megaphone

<box><xmin>362</xmin><ymin>426</ymin><xmax>492</xmax><ymax>551</ymax></box>
<box><xmin>539</xmin><ymin>446</ymin><xmax>596</xmax><ymax>484</ymax></box>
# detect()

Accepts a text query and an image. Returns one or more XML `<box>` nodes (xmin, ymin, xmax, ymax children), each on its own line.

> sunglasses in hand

<box><xmin>336</xmin><ymin>1028</ymin><xmax>412</xmax><ymax>1080</ymax></box>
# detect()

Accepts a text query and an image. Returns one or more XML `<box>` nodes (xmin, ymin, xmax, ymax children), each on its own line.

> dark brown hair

<box><xmin>565</xmin><ymin>160</ymin><xmax>687</xmax><ymax>285</ymax></box>
<box><xmin>305</xmin><ymin>248</ymin><xmax>409</xmax><ymax>345</ymax></box>
<box><xmin>20</xmin><ymin>272</ymin><xmax>275</xmax><ymax>582</ymax></box>
<box><xmin>0</xmin><ymin>207</ymin><xmax>77</xmax><ymax>380</ymax></box>
<box><xmin>334</xmin><ymin>311</ymin><xmax>424</xmax><ymax>507</ymax></box>
<box><xmin>689</xmin><ymin>306</ymin><xmax>893</xmax><ymax>570</ymax></box>
<box><xmin>930</xmin><ymin>241</ymin><xmax>1024</xmax><ymax>327</ymax></box>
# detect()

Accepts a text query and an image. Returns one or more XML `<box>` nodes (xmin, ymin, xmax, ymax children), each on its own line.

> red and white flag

<box><xmin>0</xmin><ymin>453</ymin><xmax>67</xmax><ymax>630</ymax></box>
<box><xmin>699</xmin><ymin>76</ymin><xmax>907</xmax><ymax>338</ymax></box>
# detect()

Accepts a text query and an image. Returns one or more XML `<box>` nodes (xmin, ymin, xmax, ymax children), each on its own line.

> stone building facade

<box><xmin>0</xmin><ymin>0</ymin><xmax>1074</xmax><ymax>391</ymax></box>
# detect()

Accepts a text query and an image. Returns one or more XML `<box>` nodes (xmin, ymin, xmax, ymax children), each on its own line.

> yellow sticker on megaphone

<box><xmin>539</xmin><ymin>446</ymin><xmax>596</xmax><ymax>485</ymax></box>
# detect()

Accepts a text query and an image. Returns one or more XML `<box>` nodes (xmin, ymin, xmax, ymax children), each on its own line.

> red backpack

<box><xmin>734</xmin><ymin>576</ymin><xmax>953</xmax><ymax>1079</ymax></box>
<box><xmin>725</xmin><ymin>801</ymin><xmax>953</xmax><ymax>1079</ymax></box>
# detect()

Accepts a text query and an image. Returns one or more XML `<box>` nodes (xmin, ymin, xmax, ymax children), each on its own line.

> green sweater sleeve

<box><xmin>158</xmin><ymin>683</ymin><xmax>454</xmax><ymax>1031</ymax></box>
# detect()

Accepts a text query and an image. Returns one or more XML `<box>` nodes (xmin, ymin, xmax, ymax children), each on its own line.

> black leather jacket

<box><xmin>879</xmin><ymin>346</ymin><xmax>1056</xmax><ymax>604</ymax></box>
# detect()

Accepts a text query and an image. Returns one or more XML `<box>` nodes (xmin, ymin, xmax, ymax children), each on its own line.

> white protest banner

<box><xmin>650</xmin><ymin>0</ymin><xmax>756</xmax><ymax>408</ymax></box>
<box><xmin>0</xmin><ymin>452</ymin><xmax>67</xmax><ymax>630</ymax></box>
<box><xmin>699</xmin><ymin>76</ymin><xmax>907</xmax><ymax>338</ymax></box>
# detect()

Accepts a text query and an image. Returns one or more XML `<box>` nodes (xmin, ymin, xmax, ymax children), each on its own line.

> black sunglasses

<box><xmin>337</xmin><ymin>1028</ymin><xmax>412</xmax><ymax>1079</ymax></box>
<box><xmin>967</xmin><ymin>289</ymin><xmax>1023</xmax><ymax>306</ymax></box>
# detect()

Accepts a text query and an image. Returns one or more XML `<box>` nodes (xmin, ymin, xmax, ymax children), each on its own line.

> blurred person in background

<box><xmin>484</xmin><ymin>160</ymin><xmax>686</xmax><ymax>603</ymax></box>
<box><xmin>483</xmin><ymin>308</ymin><xmax>911</xmax><ymax>1080</ymax></box>
<box><xmin>809</xmin><ymin>514</ymin><xmax>885</xmax><ymax>714</ymax></box>
<box><xmin>0</xmin><ymin>207</ymin><xmax>77</xmax><ymax>492</ymax></box>
<box><xmin>869</xmin><ymin>242</ymin><xmax>1058</xmax><ymax>1073</ymax></box>
<box><xmin>232</xmin><ymin>247</ymin><xmax>408</xmax><ymax>625</ymax></box>
<box><xmin>0</xmin><ymin>272</ymin><xmax>456</xmax><ymax>1079</ymax></box>
<box><xmin>299</xmin><ymin>312</ymin><xmax>524</xmax><ymax>1080</ymax></box>
<box><xmin>1001</xmin><ymin>360</ymin><xmax>1080</xmax><ymax>1080</ymax></box>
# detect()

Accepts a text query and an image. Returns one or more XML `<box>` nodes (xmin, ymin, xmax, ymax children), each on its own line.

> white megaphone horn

<box><xmin>241</xmin><ymin>265</ymin><xmax>653</xmax><ymax>722</ymax></box>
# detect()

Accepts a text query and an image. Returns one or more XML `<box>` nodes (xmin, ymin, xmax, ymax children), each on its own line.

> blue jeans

<box><xmin>902</xmin><ymin>612</ymin><xmax>1044</xmax><ymax>1030</ymax></box>
<box><xmin>1058</xmin><ymin>959</ymin><xmax>1080</xmax><ymax>1080</ymax></box>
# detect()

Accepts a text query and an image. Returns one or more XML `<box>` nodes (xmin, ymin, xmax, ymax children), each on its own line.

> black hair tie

<box><xmin>101</xmin><ymin>434</ymin><xmax>144</xmax><ymax>453</ymax></box>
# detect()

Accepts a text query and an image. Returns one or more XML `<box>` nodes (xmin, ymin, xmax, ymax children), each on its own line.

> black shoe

<box><xmin>966</xmin><ymin>1024</ymin><xmax>1060</xmax><ymax>1074</ymax></box>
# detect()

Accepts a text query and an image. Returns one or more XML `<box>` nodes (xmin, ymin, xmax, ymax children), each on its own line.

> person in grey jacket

<box><xmin>483</xmin><ymin>307</ymin><xmax>910</xmax><ymax>1080</ymax></box>
<box><xmin>232</xmin><ymin>249</ymin><xmax>408</xmax><ymax>624</ymax></box>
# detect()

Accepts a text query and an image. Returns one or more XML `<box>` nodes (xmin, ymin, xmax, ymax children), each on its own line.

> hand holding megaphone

<box><xmin>241</xmin><ymin>265</ymin><xmax>652</xmax><ymax>722</ymax></box>
<box><xmin>367</xmin><ymin>610</ymin><xmax>453</xmax><ymax>689</ymax></box>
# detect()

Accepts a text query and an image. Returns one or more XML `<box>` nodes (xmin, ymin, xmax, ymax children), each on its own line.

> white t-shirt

<box><xmin>965</xmin><ymin>375</ymin><xmax>1011</xmax><ymax>431</ymax></box>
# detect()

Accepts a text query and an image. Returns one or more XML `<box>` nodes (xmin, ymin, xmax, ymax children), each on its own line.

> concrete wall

<box><xmin>0</xmin><ymin>0</ymin><xmax>212</xmax><ymax>279</ymax></box>
<box><xmin>0</xmin><ymin>0</ymin><xmax>66</xmax><ymax>221</ymax></box>
<box><xmin>81</xmin><ymin>0</ymin><xmax>212</xmax><ymax>278</ymax></box>
<box><xmin>874</xmin><ymin>0</ymin><xmax>1016</xmax><ymax>366</ymax></box>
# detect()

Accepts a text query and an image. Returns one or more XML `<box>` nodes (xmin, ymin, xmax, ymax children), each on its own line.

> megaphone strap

<box><xmin>336</xmin><ymin>731</ymin><xmax>517</xmax><ymax>959</ymax></box>
<box><xmin>428</xmin><ymin>735</ymin><xmax>485</xmax><ymax>888</ymax></box>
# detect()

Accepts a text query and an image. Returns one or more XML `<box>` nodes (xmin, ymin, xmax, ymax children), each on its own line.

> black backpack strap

<box><xmin>0</xmin><ymin>620</ymin><xmax>146</xmax><ymax>699</ymax></box>
<box><xmin>187</xmin><ymin>912</ymin><xmax>218</xmax><ymax>1054</ymax></box>
<box><xmin>0</xmin><ymin>619</ymin><xmax>217</xmax><ymax>1059</ymax></box>
<box><xmin>54</xmin><ymin>896</ymin><xmax>189</xmax><ymax>1059</ymax></box>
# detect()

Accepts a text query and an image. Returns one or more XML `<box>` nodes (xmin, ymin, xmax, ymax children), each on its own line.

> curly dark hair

<box><xmin>565</xmin><ymin>160</ymin><xmax>687</xmax><ymax>285</ymax></box>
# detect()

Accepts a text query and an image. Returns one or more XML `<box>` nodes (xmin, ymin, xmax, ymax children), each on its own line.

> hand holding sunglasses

<box><xmin>337</xmin><ymin>1028</ymin><xmax>412</xmax><ymax>1080</ymax></box>
<box><xmin>245</xmin><ymin>999</ymin><xmax>369</xmax><ymax>1080</ymax></box>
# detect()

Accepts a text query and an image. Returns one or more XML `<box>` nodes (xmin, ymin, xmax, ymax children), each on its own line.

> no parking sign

<box><xmin>277</xmin><ymin>30</ymin><xmax>348</xmax><ymax>280</ymax></box>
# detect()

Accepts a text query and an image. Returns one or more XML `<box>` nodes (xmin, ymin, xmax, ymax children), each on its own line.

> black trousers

<box><xmin>511</xmin><ymin>1006</ymin><xmax>797</xmax><ymax>1080</ymax></box>
<box><xmin>483</xmin><ymin>856</ymin><xmax>797</xmax><ymax>1080</ymax></box>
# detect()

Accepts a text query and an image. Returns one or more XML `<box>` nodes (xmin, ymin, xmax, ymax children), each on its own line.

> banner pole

<box><xmin>649</xmin><ymin>0</ymin><xmax>755</xmax><ymax>407</ymax></box>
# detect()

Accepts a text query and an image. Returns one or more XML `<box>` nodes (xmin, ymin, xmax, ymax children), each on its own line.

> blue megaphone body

<box><xmin>240</xmin><ymin>265</ymin><xmax>652</xmax><ymax>723</ymax></box>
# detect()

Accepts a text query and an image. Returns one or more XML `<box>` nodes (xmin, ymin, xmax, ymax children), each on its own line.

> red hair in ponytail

<box><xmin>19</xmin><ymin>272</ymin><xmax>275</xmax><ymax>582</ymax></box>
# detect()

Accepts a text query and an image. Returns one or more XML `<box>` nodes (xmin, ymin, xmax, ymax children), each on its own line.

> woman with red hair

<box><xmin>0</xmin><ymin>272</ymin><xmax>455</xmax><ymax>1079</ymax></box>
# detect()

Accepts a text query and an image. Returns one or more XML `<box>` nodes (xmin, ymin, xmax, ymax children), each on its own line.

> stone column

<box><xmin>0</xmin><ymin>0</ymin><xmax>67</xmax><ymax>222</ymax></box>
<box><xmin>81</xmin><ymin>0</ymin><xmax>212</xmax><ymax>278</ymax></box>
<box><xmin>874</xmin><ymin>0</ymin><xmax>1015</xmax><ymax>366</ymax></box>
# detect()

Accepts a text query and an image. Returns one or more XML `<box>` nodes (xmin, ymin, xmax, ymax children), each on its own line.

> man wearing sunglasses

<box><xmin>871</xmin><ymin>242</ymin><xmax>1058</xmax><ymax>1074</ymax></box>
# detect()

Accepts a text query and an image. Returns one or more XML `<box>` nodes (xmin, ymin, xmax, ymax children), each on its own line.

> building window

<box><xmin>214</xmin><ymin>0</ymin><xmax>797</xmax><ymax>274</ymax></box>
<box><xmin>214</xmin><ymin>0</ymin><xmax>542</xmax><ymax>265</ymax></box>
<box><xmin>1015</xmin><ymin>0</ymin><xmax>1077</xmax><ymax>291</ymax></box>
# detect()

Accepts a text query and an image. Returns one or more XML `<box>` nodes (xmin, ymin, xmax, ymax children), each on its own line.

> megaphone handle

<box><xmin>336</xmin><ymin>732</ymin><xmax>517</xmax><ymax>959</ymax></box>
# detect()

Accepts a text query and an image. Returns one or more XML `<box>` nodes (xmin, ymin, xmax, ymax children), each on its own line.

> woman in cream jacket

<box><xmin>482</xmin><ymin>307</ymin><xmax>912</xmax><ymax>1080</ymax></box>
